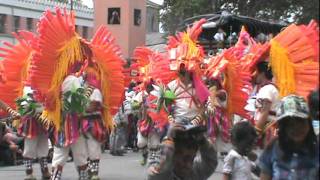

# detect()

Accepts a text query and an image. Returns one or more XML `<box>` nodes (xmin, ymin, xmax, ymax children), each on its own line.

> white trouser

<box><xmin>23</xmin><ymin>133</ymin><xmax>49</xmax><ymax>158</ymax></box>
<box><xmin>52</xmin><ymin>135</ymin><xmax>88</xmax><ymax>168</ymax></box>
<box><xmin>137</xmin><ymin>131</ymin><xmax>160</xmax><ymax>149</ymax></box>
<box><xmin>86</xmin><ymin>134</ymin><xmax>101</xmax><ymax>160</ymax></box>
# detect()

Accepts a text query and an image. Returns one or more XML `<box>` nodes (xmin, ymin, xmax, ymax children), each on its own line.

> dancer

<box><xmin>0</xmin><ymin>31</ymin><xmax>51</xmax><ymax>180</ymax></box>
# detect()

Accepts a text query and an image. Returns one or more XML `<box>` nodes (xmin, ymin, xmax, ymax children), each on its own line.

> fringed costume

<box><xmin>0</xmin><ymin>31</ymin><xmax>51</xmax><ymax>180</ymax></box>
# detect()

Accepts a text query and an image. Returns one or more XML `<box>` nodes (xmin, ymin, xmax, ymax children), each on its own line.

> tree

<box><xmin>160</xmin><ymin>0</ymin><xmax>319</xmax><ymax>34</ymax></box>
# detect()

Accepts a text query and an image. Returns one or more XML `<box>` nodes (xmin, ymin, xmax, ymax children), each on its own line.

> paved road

<box><xmin>0</xmin><ymin>151</ymin><xmax>223</xmax><ymax>180</ymax></box>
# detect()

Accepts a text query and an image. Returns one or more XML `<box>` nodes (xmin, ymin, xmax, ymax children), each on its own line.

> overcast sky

<box><xmin>82</xmin><ymin>0</ymin><xmax>164</xmax><ymax>8</ymax></box>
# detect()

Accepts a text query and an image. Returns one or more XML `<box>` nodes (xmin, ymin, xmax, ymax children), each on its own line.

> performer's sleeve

<box><xmin>254</xmin><ymin>85</ymin><xmax>278</xmax><ymax>131</ymax></box>
<box><xmin>205</xmin><ymin>97</ymin><xmax>215</xmax><ymax>117</ymax></box>
<box><xmin>61</xmin><ymin>75</ymin><xmax>83</xmax><ymax>93</ymax></box>
<box><xmin>90</xmin><ymin>89</ymin><xmax>103</xmax><ymax>103</ymax></box>
<box><xmin>193</xmin><ymin>139</ymin><xmax>218</xmax><ymax>179</ymax></box>
<box><xmin>256</xmin><ymin>85</ymin><xmax>278</xmax><ymax>104</ymax></box>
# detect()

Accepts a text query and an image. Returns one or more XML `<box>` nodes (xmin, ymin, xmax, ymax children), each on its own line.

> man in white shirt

<box><xmin>253</xmin><ymin>61</ymin><xmax>279</xmax><ymax>144</ymax></box>
<box><xmin>166</xmin><ymin>64</ymin><xmax>205</xmax><ymax>128</ymax></box>
<box><xmin>214</xmin><ymin>28</ymin><xmax>226</xmax><ymax>49</ymax></box>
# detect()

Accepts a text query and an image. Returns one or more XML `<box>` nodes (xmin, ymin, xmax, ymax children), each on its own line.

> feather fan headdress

<box><xmin>269</xmin><ymin>20</ymin><xmax>319</xmax><ymax>98</ymax></box>
<box><xmin>167</xmin><ymin>18</ymin><xmax>206</xmax><ymax>74</ymax></box>
<box><xmin>0</xmin><ymin>31</ymin><xmax>37</xmax><ymax>109</ymax></box>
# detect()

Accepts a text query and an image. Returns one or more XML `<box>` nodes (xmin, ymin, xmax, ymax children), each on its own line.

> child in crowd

<box><xmin>259</xmin><ymin>95</ymin><xmax>319</xmax><ymax>180</ymax></box>
<box><xmin>223</xmin><ymin>121</ymin><xmax>259</xmax><ymax>180</ymax></box>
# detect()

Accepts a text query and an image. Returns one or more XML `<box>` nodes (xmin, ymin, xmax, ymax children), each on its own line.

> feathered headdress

<box><xmin>167</xmin><ymin>18</ymin><xmax>206</xmax><ymax>74</ymax></box>
<box><xmin>206</xmin><ymin>28</ymin><xmax>269</xmax><ymax>121</ymax></box>
<box><xmin>29</xmin><ymin>8</ymin><xmax>84</xmax><ymax>130</ymax></box>
<box><xmin>0</xmin><ymin>31</ymin><xmax>36</xmax><ymax>109</ymax></box>
<box><xmin>133</xmin><ymin>47</ymin><xmax>173</xmax><ymax>131</ymax></box>
<box><xmin>133</xmin><ymin>46</ymin><xmax>176</xmax><ymax>85</ymax></box>
<box><xmin>269</xmin><ymin>20</ymin><xmax>319</xmax><ymax>98</ymax></box>
<box><xmin>89</xmin><ymin>26</ymin><xmax>125</xmax><ymax>130</ymax></box>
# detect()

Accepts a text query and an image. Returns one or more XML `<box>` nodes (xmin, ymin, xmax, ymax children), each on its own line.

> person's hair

<box><xmin>307</xmin><ymin>89</ymin><xmax>319</xmax><ymax>120</ymax></box>
<box><xmin>145</xmin><ymin>79</ymin><xmax>155</xmax><ymax>93</ymax></box>
<box><xmin>256</xmin><ymin>61</ymin><xmax>273</xmax><ymax>80</ymax></box>
<box><xmin>128</xmin><ymin>81</ymin><xmax>136</xmax><ymax>91</ymax></box>
<box><xmin>267</xmin><ymin>117</ymin><xmax>318</xmax><ymax>161</ymax></box>
<box><xmin>206</xmin><ymin>78</ymin><xmax>222</xmax><ymax>89</ymax></box>
<box><xmin>231</xmin><ymin>121</ymin><xmax>257</xmax><ymax>145</ymax></box>
<box><xmin>174</xmin><ymin>131</ymin><xmax>200</xmax><ymax>152</ymax></box>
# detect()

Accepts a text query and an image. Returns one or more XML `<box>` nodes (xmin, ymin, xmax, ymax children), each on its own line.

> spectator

<box><xmin>110</xmin><ymin>105</ymin><xmax>128</xmax><ymax>156</ymax></box>
<box><xmin>222</xmin><ymin>121</ymin><xmax>259</xmax><ymax>180</ymax></box>
<box><xmin>214</xmin><ymin>28</ymin><xmax>226</xmax><ymax>49</ymax></box>
<box><xmin>308</xmin><ymin>89</ymin><xmax>319</xmax><ymax>137</ymax></box>
<box><xmin>147</xmin><ymin>123</ymin><xmax>218</xmax><ymax>180</ymax></box>
<box><xmin>0</xmin><ymin>122</ymin><xmax>23</xmax><ymax>166</ymax></box>
<box><xmin>259</xmin><ymin>95</ymin><xmax>319</xmax><ymax>180</ymax></box>
<box><xmin>253</xmin><ymin>61</ymin><xmax>279</xmax><ymax>147</ymax></box>
<box><xmin>227</xmin><ymin>32</ymin><xmax>238</xmax><ymax>46</ymax></box>
<box><xmin>255</xmin><ymin>32</ymin><xmax>267</xmax><ymax>44</ymax></box>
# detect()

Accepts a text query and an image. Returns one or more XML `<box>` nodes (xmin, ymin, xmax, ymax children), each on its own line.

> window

<box><xmin>134</xmin><ymin>9</ymin><xmax>141</xmax><ymax>26</ymax></box>
<box><xmin>108</xmin><ymin>8</ymin><xmax>121</xmax><ymax>24</ymax></box>
<box><xmin>83</xmin><ymin>26</ymin><xmax>88</xmax><ymax>38</ymax></box>
<box><xmin>75</xmin><ymin>25</ymin><xmax>79</xmax><ymax>33</ymax></box>
<box><xmin>13</xmin><ymin>16</ymin><xmax>20</xmax><ymax>32</ymax></box>
<box><xmin>27</xmin><ymin>18</ymin><xmax>33</xmax><ymax>31</ymax></box>
<box><xmin>0</xmin><ymin>14</ymin><xmax>7</xmax><ymax>33</ymax></box>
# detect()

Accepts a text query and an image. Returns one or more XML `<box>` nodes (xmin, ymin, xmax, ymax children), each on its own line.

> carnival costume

<box><xmin>206</xmin><ymin>27</ymin><xmax>270</xmax><ymax>149</ymax></box>
<box><xmin>0</xmin><ymin>31</ymin><xmax>51</xmax><ymax>180</ymax></box>
<box><xmin>249</xmin><ymin>21</ymin><xmax>319</xmax><ymax>140</ymax></box>
<box><xmin>28</xmin><ymin>8</ymin><xmax>125</xmax><ymax>180</ymax></box>
<box><xmin>269</xmin><ymin>20</ymin><xmax>319</xmax><ymax>99</ymax></box>
<box><xmin>131</xmin><ymin>47</ymin><xmax>173</xmax><ymax>165</ymax></box>
<box><xmin>163</xmin><ymin>19</ymin><xmax>210</xmax><ymax>128</ymax></box>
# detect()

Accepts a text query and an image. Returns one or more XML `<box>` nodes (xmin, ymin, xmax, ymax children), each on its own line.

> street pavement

<box><xmin>0</xmin><ymin>151</ymin><xmax>223</xmax><ymax>180</ymax></box>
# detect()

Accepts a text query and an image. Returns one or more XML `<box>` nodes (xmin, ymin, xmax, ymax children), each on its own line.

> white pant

<box><xmin>137</xmin><ymin>131</ymin><xmax>160</xmax><ymax>149</ymax></box>
<box><xmin>86</xmin><ymin>134</ymin><xmax>101</xmax><ymax>160</ymax></box>
<box><xmin>23</xmin><ymin>133</ymin><xmax>49</xmax><ymax>158</ymax></box>
<box><xmin>52</xmin><ymin>135</ymin><xmax>88</xmax><ymax>168</ymax></box>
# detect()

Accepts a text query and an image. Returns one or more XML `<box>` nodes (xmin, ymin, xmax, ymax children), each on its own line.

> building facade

<box><xmin>0</xmin><ymin>0</ymin><xmax>94</xmax><ymax>45</ymax></box>
<box><xmin>146</xmin><ymin>0</ymin><xmax>160</xmax><ymax>33</ymax></box>
<box><xmin>0</xmin><ymin>0</ymin><xmax>161</xmax><ymax>59</ymax></box>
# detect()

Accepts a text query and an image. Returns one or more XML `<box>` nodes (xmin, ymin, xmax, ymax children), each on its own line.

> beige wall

<box><xmin>94</xmin><ymin>0</ymin><xmax>146</xmax><ymax>59</ymax></box>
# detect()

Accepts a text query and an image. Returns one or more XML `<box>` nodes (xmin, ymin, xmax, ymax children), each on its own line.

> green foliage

<box><xmin>16</xmin><ymin>96</ymin><xmax>40</xmax><ymax>116</ymax></box>
<box><xmin>160</xmin><ymin>0</ymin><xmax>319</xmax><ymax>34</ymax></box>
<box><xmin>63</xmin><ymin>87</ymin><xmax>88</xmax><ymax>114</ymax></box>
<box><xmin>155</xmin><ymin>85</ymin><xmax>176</xmax><ymax>113</ymax></box>
<box><xmin>131</xmin><ymin>100</ymin><xmax>141</xmax><ymax>110</ymax></box>
<box><xmin>164</xmin><ymin>90</ymin><xmax>176</xmax><ymax>105</ymax></box>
